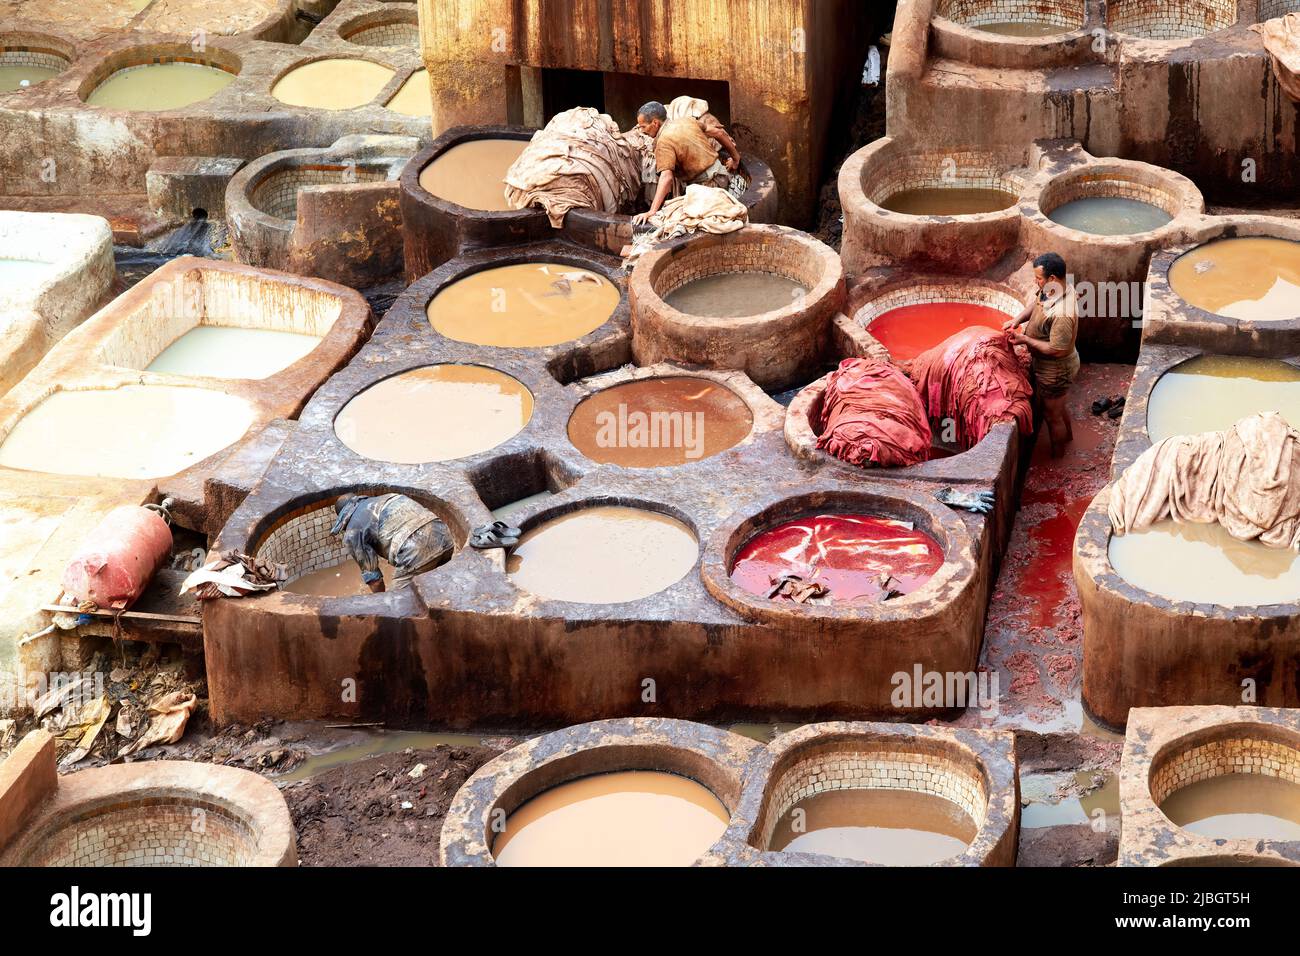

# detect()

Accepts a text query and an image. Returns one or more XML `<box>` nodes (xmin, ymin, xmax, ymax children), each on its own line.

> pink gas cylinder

<box><xmin>61</xmin><ymin>502</ymin><xmax>174</xmax><ymax>610</ymax></box>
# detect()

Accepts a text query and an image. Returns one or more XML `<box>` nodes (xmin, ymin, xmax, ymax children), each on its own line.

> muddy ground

<box><xmin>283</xmin><ymin>745</ymin><xmax>501</xmax><ymax>866</ymax></box>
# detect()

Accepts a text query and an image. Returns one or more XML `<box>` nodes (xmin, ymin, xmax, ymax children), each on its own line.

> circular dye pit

<box><xmin>1147</xmin><ymin>355</ymin><xmax>1300</xmax><ymax>442</ymax></box>
<box><xmin>770</xmin><ymin>787</ymin><xmax>977</xmax><ymax>865</ymax></box>
<box><xmin>879</xmin><ymin>186</ymin><xmax>1018</xmax><ymax>216</ymax></box>
<box><xmin>334</xmin><ymin>365</ymin><xmax>533</xmax><ymax>464</ymax></box>
<box><xmin>1048</xmin><ymin>197</ymin><xmax>1172</xmax><ymax>236</ymax></box>
<box><xmin>506</xmin><ymin>505</ymin><xmax>698</xmax><ymax>604</ymax></box>
<box><xmin>0</xmin><ymin>385</ymin><xmax>254</xmax><ymax>479</ymax></box>
<box><xmin>1107</xmin><ymin>0</ymin><xmax>1237</xmax><ymax>40</ymax></box>
<box><xmin>1169</xmin><ymin>238</ymin><xmax>1300</xmax><ymax>322</ymax></box>
<box><xmin>937</xmin><ymin>0</ymin><xmax>1085</xmax><ymax>38</ymax></box>
<box><xmin>0</xmin><ymin>49</ymin><xmax>67</xmax><ymax>92</ymax></box>
<box><xmin>272</xmin><ymin>58</ymin><xmax>394</xmax><ymax>110</ymax></box>
<box><xmin>146</xmin><ymin>326</ymin><xmax>322</xmax><ymax>379</ymax></box>
<box><xmin>284</xmin><ymin>559</ymin><xmax>393</xmax><ymax>597</ymax></box>
<box><xmin>1109</xmin><ymin>520</ymin><xmax>1300</xmax><ymax>607</ymax></box>
<box><xmin>427</xmin><ymin>262</ymin><xmax>618</xmax><ymax>347</ymax></box>
<box><xmin>492</xmin><ymin>770</ymin><xmax>729</xmax><ymax>867</ymax></box>
<box><xmin>1160</xmin><ymin>773</ymin><xmax>1300</xmax><ymax>842</ymax></box>
<box><xmin>866</xmin><ymin>301</ymin><xmax>1007</xmax><ymax>362</ymax></box>
<box><xmin>664</xmin><ymin>272</ymin><xmax>808</xmax><ymax>318</ymax></box>
<box><xmin>87</xmin><ymin>61</ymin><xmax>235</xmax><ymax>110</ymax></box>
<box><xmin>730</xmin><ymin>514</ymin><xmax>943</xmax><ymax>605</ymax></box>
<box><xmin>568</xmin><ymin>376</ymin><xmax>753</xmax><ymax>468</ymax></box>
<box><xmin>417</xmin><ymin>139</ymin><xmax>527</xmax><ymax>211</ymax></box>
<box><xmin>385</xmin><ymin>68</ymin><xmax>430</xmax><ymax>116</ymax></box>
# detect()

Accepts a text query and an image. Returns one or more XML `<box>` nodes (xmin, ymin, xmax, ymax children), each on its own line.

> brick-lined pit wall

<box><xmin>22</xmin><ymin>798</ymin><xmax>258</xmax><ymax>866</ymax></box>
<box><xmin>1260</xmin><ymin>1</ymin><xmax>1300</xmax><ymax>19</ymax></box>
<box><xmin>0</xmin><ymin>47</ymin><xmax>69</xmax><ymax>75</ymax></box>
<box><xmin>255</xmin><ymin>499</ymin><xmax>350</xmax><ymax>585</ymax></box>
<box><xmin>754</xmin><ymin>738</ymin><xmax>988</xmax><ymax>852</ymax></box>
<box><xmin>855</xmin><ymin>281</ymin><xmax>1023</xmax><ymax>329</ymax></box>
<box><xmin>344</xmin><ymin>20</ymin><xmax>419</xmax><ymax>48</ymax></box>
<box><xmin>1150</xmin><ymin>731</ymin><xmax>1300</xmax><ymax>807</ymax></box>
<box><xmin>1107</xmin><ymin>0</ymin><xmax>1238</xmax><ymax>40</ymax></box>
<box><xmin>630</xmin><ymin>226</ymin><xmax>845</xmax><ymax>391</ymax></box>
<box><xmin>250</xmin><ymin>163</ymin><xmax>391</xmax><ymax>220</ymax></box>
<box><xmin>865</xmin><ymin>150</ymin><xmax>1027</xmax><ymax>210</ymax></box>
<box><xmin>936</xmin><ymin>0</ymin><xmax>1086</xmax><ymax>32</ymax></box>
<box><xmin>1039</xmin><ymin>174</ymin><xmax>1183</xmax><ymax>222</ymax></box>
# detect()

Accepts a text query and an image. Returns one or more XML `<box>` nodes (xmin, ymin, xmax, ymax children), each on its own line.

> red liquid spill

<box><xmin>1017</xmin><ymin>491</ymin><xmax>1092</xmax><ymax>629</ymax></box>
<box><xmin>730</xmin><ymin>514</ymin><xmax>943</xmax><ymax>604</ymax></box>
<box><xmin>868</xmin><ymin>302</ymin><xmax>1008</xmax><ymax>363</ymax></box>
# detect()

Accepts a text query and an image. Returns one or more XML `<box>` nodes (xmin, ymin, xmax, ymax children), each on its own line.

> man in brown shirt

<box><xmin>632</xmin><ymin>100</ymin><xmax>742</xmax><ymax>223</ymax></box>
<box><xmin>1004</xmin><ymin>252</ymin><xmax>1081</xmax><ymax>458</ymax></box>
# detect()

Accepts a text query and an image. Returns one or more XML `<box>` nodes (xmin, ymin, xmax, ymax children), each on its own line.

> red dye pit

<box><xmin>868</xmin><ymin>302</ymin><xmax>1008</xmax><ymax>363</ymax></box>
<box><xmin>730</xmin><ymin>514</ymin><xmax>943</xmax><ymax>604</ymax></box>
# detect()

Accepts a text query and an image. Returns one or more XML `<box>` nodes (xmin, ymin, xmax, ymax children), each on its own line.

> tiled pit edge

<box><xmin>1120</xmin><ymin>705</ymin><xmax>1300</xmax><ymax>866</ymax></box>
<box><xmin>440</xmin><ymin>718</ymin><xmax>1018</xmax><ymax>867</ymax></box>
<box><xmin>629</xmin><ymin>224</ymin><xmax>846</xmax><ymax>391</ymax></box>
<box><xmin>0</xmin><ymin>730</ymin><xmax>296</xmax><ymax>867</ymax></box>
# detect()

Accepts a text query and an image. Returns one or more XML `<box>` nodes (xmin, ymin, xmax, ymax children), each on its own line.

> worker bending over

<box><xmin>632</xmin><ymin>100</ymin><xmax>742</xmax><ymax>223</ymax></box>
<box><xmin>330</xmin><ymin>492</ymin><xmax>454</xmax><ymax>593</ymax></box>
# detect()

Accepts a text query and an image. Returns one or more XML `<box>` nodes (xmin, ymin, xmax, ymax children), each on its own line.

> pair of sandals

<box><xmin>1092</xmin><ymin>395</ymin><xmax>1126</xmax><ymax>419</ymax></box>
<box><xmin>470</xmin><ymin>521</ymin><xmax>521</xmax><ymax>550</ymax></box>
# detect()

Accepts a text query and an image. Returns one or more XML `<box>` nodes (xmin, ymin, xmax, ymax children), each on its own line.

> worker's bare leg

<box><xmin>1043</xmin><ymin>392</ymin><xmax>1072</xmax><ymax>458</ymax></box>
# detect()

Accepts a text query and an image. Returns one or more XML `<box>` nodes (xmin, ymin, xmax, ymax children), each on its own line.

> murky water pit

<box><xmin>1021</xmin><ymin>770</ymin><xmax>1120</xmax><ymax>830</ymax></box>
<box><xmin>418</xmin><ymin>138</ymin><xmax>528</xmax><ymax>211</ymax></box>
<box><xmin>664</xmin><ymin>271</ymin><xmax>808</xmax><ymax>318</ymax></box>
<box><xmin>86</xmin><ymin>58</ymin><xmax>236</xmax><ymax>111</ymax></box>
<box><xmin>1169</xmin><ymin>237</ymin><xmax>1300</xmax><ymax>322</ymax></box>
<box><xmin>1111</xmin><ymin>355</ymin><xmax>1300</xmax><ymax>607</ymax></box>
<box><xmin>492</xmin><ymin>770</ymin><xmax>730</xmax><ymax>866</ymax></box>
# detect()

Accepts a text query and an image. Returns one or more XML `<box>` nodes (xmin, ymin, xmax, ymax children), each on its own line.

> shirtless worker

<box><xmin>330</xmin><ymin>492</ymin><xmax>454</xmax><ymax>592</ymax></box>
<box><xmin>631</xmin><ymin>100</ymin><xmax>742</xmax><ymax>224</ymax></box>
<box><xmin>1003</xmin><ymin>252</ymin><xmax>1081</xmax><ymax>458</ymax></box>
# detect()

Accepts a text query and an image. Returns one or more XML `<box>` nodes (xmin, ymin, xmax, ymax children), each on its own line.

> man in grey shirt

<box><xmin>330</xmin><ymin>493</ymin><xmax>454</xmax><ymax>592</ymax></box>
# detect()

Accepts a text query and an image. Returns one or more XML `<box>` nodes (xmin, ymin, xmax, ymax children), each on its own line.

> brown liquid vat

<box><xmin>440</xmin><ymin>719</ymin><xmax>1018</xmax><ymax>867</ymax></box>
<box><xmin>1119</xmin><ymin>707</ymin><xmax>1300</xmax><ymax>867</ymax></box>
<box><xmin>1141</xmin><ymin>219</ymin><xmax>1300</xmax><ymax>358</ymax></box>
<box><xmin>414</xmin><ymin>241</ymin><xmax>632</xmax><ymax>384</ymax></box>
<box><xmin>399</xmin><ymin>126</ymin><xmax>569</xmax><ymax>281</ymax></box>
<box><xmin>1076</xmin><ymin>487</ymin><xmax>1300</xmax><ymax>729</ymax></box>
<box><xmin>567</xmin><ymin>374</ymin><xmax>757</xmax><ymax>468</ymax></box>
<box><xmin>929</xmin><ymin>0</ymin><xmax>1097</xmax><ymax>70</ymax></box>
<box><xmin>838</xmin><ymin>137</ymin><xmax>1032</xmax><ymax>276</ymax></box>
<box><xmin>399</xmin><ymin>125</ymin><xmax>780</xmax><ymax>282</ymax></box>
<box><xmin>629</xmin><ymin>225</ymin><xmax>846</xmax><ymax>392</ymax></box>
